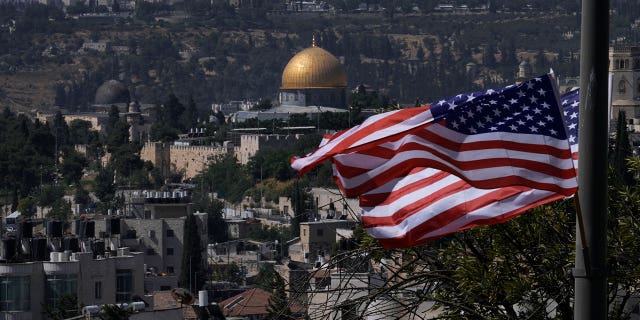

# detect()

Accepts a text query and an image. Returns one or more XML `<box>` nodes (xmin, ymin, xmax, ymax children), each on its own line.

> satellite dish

<box><xmin>171</xmin><ymin>288</ymin><xmax>194</xmax><ymax>305</ymax></box>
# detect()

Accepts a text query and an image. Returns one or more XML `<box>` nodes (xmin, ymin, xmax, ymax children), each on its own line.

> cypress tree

<box><xmin>266</xmin><ymin>273</ymin><xmax>292</xmax><ymax>320</ymax></box>
<box><xmin>613</xmin><ymin>110</ymin><xmax>634</xmax><ymax>185</ymax></box>
<box><xmin>179</xmin><ymin>214</ymin><xmax>205</xmax><ymax>293</ymax></box>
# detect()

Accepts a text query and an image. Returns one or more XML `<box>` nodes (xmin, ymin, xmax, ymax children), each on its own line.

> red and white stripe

<box><xmin>332</xmin><ymin>121</ymin><xmax>578</xmax><ymax>198</ymax></box>
<box><xmin>291</xmin><ymin>107</ymin><xmax>434</xmax><ymax>176</ymax></box>
<box><xmin>358</xmin><ymin>167</ymin><xmax>564</xmax><ymax>248</ymax></box>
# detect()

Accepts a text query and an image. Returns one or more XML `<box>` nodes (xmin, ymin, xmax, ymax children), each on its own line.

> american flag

<box><xmin>291</xmin><ymin>75</ymin><xmax>580</xmax><ymax>248</ymax></box>
<box><xmin>334</xmin><ymin>88</ymin><xmax>580</xmax><ymax>248</ymax></box>
<box><xmin>561</xmin><ymin>88</ymin><xmax>580</xmax><ymax>169</ymax></box>
<box><xmin>326</xmin><ymin>75</ymin><xmax>578</xmax><ymax>198</ymax></box>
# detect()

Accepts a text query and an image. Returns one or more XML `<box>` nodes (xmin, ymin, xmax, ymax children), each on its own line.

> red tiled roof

<box><xmin>219</xmin><ymin>288</ymin><xmax>272</xmax><ymax>317</ymax></box>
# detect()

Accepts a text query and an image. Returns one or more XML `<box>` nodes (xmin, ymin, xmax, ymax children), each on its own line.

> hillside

<box><xmin>0</xmin><ymin>7</ymin><xmax>606</xmax><ymax>113</ymax></box>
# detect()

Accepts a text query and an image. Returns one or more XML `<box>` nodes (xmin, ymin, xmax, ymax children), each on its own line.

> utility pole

<box><xmin>574</xmin><ymin>0</ymin><xmax>609</xmax><ymax>319</ymax></box>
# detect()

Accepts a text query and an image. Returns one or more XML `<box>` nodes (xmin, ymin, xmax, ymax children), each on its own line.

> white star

<box><xmin>545</xmin><ymin>115</ymin><xmax>554</xmax><ymax>121</ymax></box>
<box><xmin>570</xmin><ymin>112</ymin><xmax>578</xmax><ymax>119</ymax></box>
<box><xmin>529</xmin><ymin>96</ymin><xmax>538</xmax><ymax>103</ymax></box>
<box><xmin>534</xmin><ymin>77</ymin><xmax>542</xmax><ymax>82</ymax></box>
<box><xmin>526</xmin><ymin>82</ymin><xmax>535</xmax><ymax>89</ymax></box>
<box><xmin>517</xmin><ymin>120</ymin><xmax>525</xmax><ymax>125</ymax></box>
<box><xmin>522</xmin><ymin>105</ymin><xmax>530</xmax><ymax>111</ymax></box>
<box><xmin>484</xmin><ymin>115</ymin><xmax>493</xmax><ymax>122</ymax></box>
<box><xmin>490</xmin><ymin>126</ymin><xmax>498</xmax><ymax>131</ymax></box>
<box><xmin>476</xmin><ymin>105</ymin><xmax>483</xmax><ymax>112</ymax></box>
<box><xmin>469</xmin><ymin>127</ymin><xmax>477</xmax><ymax>134</ymax></box>
<box><xmin>466</xmin><ymin>110</ymin><xmax>475</xmax><ymax>118</ymax></box>
<box><xmin>486</xmin><ymin>89</ymin><xmax>496</xmax><ymax>95</ymax></box>
<box><xmin>497</xmin><ymin>121</ymin><xmax>505</xmax><ymax>125</ymax></box>
<box><xmin>459</xmin><ymin>115</ymin><xmax>467</xmax><ymax>124</ymax></box>
<box><xmin>550</xmin><ymin>129</ymin><xmax>557</xmax><ymax>135</ymax></box>
<box><xmin>537</xmin><ymin>88</ymin><xmax>546</xmax><ymax>96</ymax></box>
<box><xmin>533</xmin><ymin>107</ymin><xmax>542</xmax><ymax>114</ymax></box>
<box><xmin>525</xmin><ymin>114</ymin><xmax>534</xmax><ymax>121</ymax></box>
<box><xmin>493</xmin><ymin>109</ymin><xmax>502</xmax><ymax>116</ymax></box>
<box><xmin>541</xmin><ymin>102</ymin><xmax>550</xmax><ymax>109</ymax></box>
<box><xmin>509</xmin><ymin>98</ymin><xmax>518</xmax><ymax>104</ymax></box>
<box><xmin>448</xmin><ymin>102</ymin><xmax>457</xmax><ymax>110</ymax></box>
<box><xmin>451</xmin><ymin>120</ymin><xmax>460</xmax><ymax>129</ymax></box>
<box><xmin>476</xmin><ymin>120</ymin><xmax>484</xmax><ymax>128</ymax></box>
<box><xmin>568</xmin><ymin>123</ymin><xmax>577</xmax><ymax>130</ymax></box>
<box><xmin>537</xmin><ymin>120</ymin><xmax>546</xmax><ymax>126</ymax></box>
<box><xmin>517</xmin><ymin>90</ymin><xmax>526</xmax><ymax>98</ymax></box>
<box><xmin>569</xmin><ymin>135</ymin><xmax>576</xmax><ymax>143</ymax></box>
<box><xmin>437</xmin><ymin>100</ymin><xmax>446</xmax><ymax>106</ymax></box>
<box><xmin>509</xmin><ymin>124</ymin><xmax>518</xmax><ymax>131</ymax></box>
<box><xmin>466</xmin><ymin>94</ymin><xmax>476</xmax><ymax>102</ymax></box>
<box><xmin>489</xmin><ymin>99</ymin><xmax>497</xmax><ymax>105</ymax></box>
<box><xmin>572</xmin><ymin>101</ymin><xmax>579</xmax><ymax>107</ymax></box>
<box><xmin>529</xmin><ymin>125</ymin><xmax>538</xmax><ymax>132</ymax></box>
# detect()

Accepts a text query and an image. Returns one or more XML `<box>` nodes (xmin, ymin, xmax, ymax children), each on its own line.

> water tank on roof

<box><xmin>31</xmin><ymin>238</ymin><xmax>47</xmax><ymax>261</ymax></box>
<box><xmin>92</xmin><ymin>240</ymin><xmax>105</xmax><ymax>258</ymax></box>
<box><xmin>83</xmin><ymin>220</ymin><xmax>95</xmax><ymax>238</ymax></box>
<box><xmin>2</xmin><ymin>238</ymin><xmax>16</xmax><ymax>260</ymax></box>
<box><xmin>64</xmin><ymin>237</ymin><xmax>79</xmax><ymax>252</ymax></box>
<box><xmin>130</xmin><ymin>301</ymin><xmax>145</xmax><ymax>311</ymax></box>
<box><xmin>47</xmin><ymin>221</ymin><xmax>63</xmax><ymax>238</ymax></box>
<box><xmin>83</xmin><ymin>305</ymin><xmax>100</xmax><ymax>315</ymax></box>
<box><xmin>109</xmin><ymin>218</ymin><xmax>121</xmax><ymax>235</ymax></box>
<box><xmin>18</xmin><ymin>221</ymin><xmax>32</xmax><ymax>238</ymax></box>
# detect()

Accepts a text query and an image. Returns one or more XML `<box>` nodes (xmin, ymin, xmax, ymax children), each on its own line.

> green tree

<box><xmin>36</xmin><ymin>185</ymin><xmax>66</xmax><ymax>208</ymax></box>
<box><xmin>61</xmin><ymin>149</ymin><xmax>87</xmax><ymax>185</ymax></box>
<box><xmin>47</xmin><ymin>198</ymin><xmax>72</xmax><ymax>222</ymax></box>
<box><xmin>17</xmin><ymin>197</ymin><xmax>36</xmax><ymax>217</ymax></box>
<box><xmin>98</xmin><ymin>304</ymin><xmax>133</xmax><ymax>320</ymax></box>
<box><xmin>43</xmin><ymin>294</ymin><xmax>82</xmax><ymax>320</ymax></box>
<box><xmin>266</xmin><ymin>272</ymin><xmax>293</xmax><ymax>320</ymax></box>
<box><xmin>179</xmin><ymin>214</ymin><xmax>205</xmax><ymax>292</ymax></box>
<box><xmin>94</xmin><ymin>166</ymin><xmax>115</xmax><ymax>203</ymax></box>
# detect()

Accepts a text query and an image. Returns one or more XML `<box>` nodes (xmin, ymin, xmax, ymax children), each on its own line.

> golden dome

<box><xmin>281</xmin><ymin>45</ymin><xmax>347</xmax><ymax>89</ymax></box>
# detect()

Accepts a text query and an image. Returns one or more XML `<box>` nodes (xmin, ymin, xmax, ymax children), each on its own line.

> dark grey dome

<box><xmin>95</xmin><ymin>80</ymin><xmax>130</xmax><ymax>105</ymax></box>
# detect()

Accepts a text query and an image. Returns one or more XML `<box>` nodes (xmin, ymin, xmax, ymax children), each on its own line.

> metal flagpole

<box><xmin>574</xmin><ymin>0</ymin><xmax>609</xmax><ymax>319</ymax></box>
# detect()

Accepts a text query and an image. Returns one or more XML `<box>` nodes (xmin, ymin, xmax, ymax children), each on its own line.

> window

<box><xmin>619</xmin><ymin>80</ymin><xmax>627</xmax><ymax>94</ymax></box>
<box><xmin>116</xmin><ymin>269</ymin><xmax>133</xmax><ymax>303</ymax></box>
<box><xmin>95</xmin><ymin>282</ymin><xmax>102</xmax><ymax>300</ymax></box>
<box><xmin>166</xmin><ymin>248</ymin><xmax>174</xmax><ymax>256</ymax></box>
<box><xmin>167</xmin><ymin>266</ymin><xmax>175</xmax><ymax>274</ymax></box>
<box><xmin>303</xmin><ymin>229</ymin><xmax>306</xmax><ymax>236</ymax></box>
<box><xmin>46</xmin><ymin>274</ymin><xmax>77</xmax><ymax>308</ymax></box>
<box><xmin>149</xmin><ymin>230</ymin><xmax>155</xmax><ymax>238</ymax></box>
<box><xmin>166</xmin><ymin>229</ymin><xmax>175</xmax><ymax>237</ymax></box>
<box><xmin>0</xmin><ymin>276</ymin><xmax>30</xmax><ymax>311</ymax></box>
<box><xmin>316</xmin><ymin>229</ymin><xmax>324</xmax><ymax>236</ymax></box>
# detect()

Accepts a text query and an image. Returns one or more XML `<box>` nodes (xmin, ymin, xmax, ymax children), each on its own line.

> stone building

<box><xmin>0</xmin><ymin>248</ymin><xmax>144</xmax><ymax>319</ymax></box>
<box><xmin>609</xmin><ymin>45</ymin><xmax>640</xmax><ymax>130</ymax></box>
<box><xmin>90</xmin><ymin>214</ymin><xmax>209</xmax><ymax>293</ymax></box>
<box><xmin>140</xmin><ymin>142</ymin><xmax>233</xmax><ymax>179</ymax></box>
<box><xmin>140</xmin><ymin>133</ymin><xmax>305</xmax><ymax>179</ymax></box>
<box><xmin>296</xmin><ymin>220</ymin><xmax>357</xmax><ymax>266</ymax></box>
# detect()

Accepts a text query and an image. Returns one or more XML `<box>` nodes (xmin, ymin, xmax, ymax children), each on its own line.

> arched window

<box><xmin>618</xmin><ymin>80</ymin><xmax>626</xmax><ymax>94</ymax></box>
